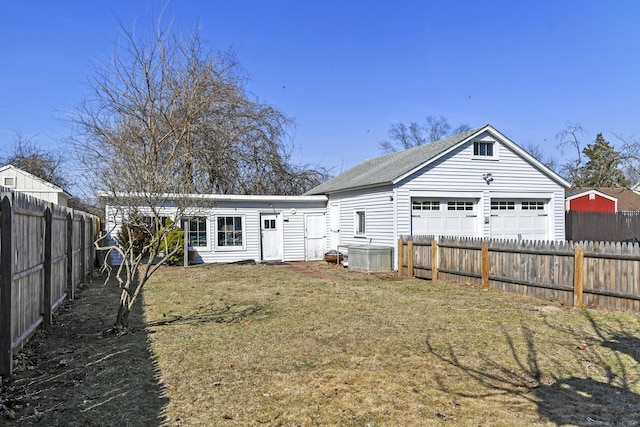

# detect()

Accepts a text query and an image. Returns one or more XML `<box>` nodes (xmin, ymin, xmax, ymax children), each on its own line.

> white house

<box><xmin>305</xmin><ymin>124</ymin><xmax>570</xmax><ymax>264</ymax></box>
<box><xmin>105</xmin><ymin>125</ymin><xmax>570</xmax><ymax>268</ymax></box>
<box><xmin>0</xmin><ymin>164</ymin><xmax>70</xmax><ymax>206</ymax></box>
<box><xmin>104</xmin><ymin>194</ymin><xmax>328</xmax><ymax>265</ymax></box>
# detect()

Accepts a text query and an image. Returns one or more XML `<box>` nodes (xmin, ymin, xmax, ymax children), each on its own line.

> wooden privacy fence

<box><xmin>0</xmin><ymin>189</ymin><xmax>98</xmax><ymax>376</ymax></box>
<box><xmin>398</xmin><ymin>235</ymin><xmax>640</xmax><ymax>312</ymax></box>
<box><xmin>566</xmin><ymin>210</ymin><xmax>640</xmax><ymax>242</ymax></box>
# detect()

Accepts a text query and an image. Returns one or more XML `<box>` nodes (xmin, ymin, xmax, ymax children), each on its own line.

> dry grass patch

<box><xmin>143</xmin><ymin>263</ymin><xmax>640</xmax><ymax>426</ymax></box>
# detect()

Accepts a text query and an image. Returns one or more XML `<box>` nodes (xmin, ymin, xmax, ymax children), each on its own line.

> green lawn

<box><xmin>142</xmin><ymin>263</ymin><xmax>640</xmax><ymax>426</ymax></box>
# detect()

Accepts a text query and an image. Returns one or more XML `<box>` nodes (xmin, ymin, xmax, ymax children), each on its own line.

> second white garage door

<box><xmin>489</xmin><ymin>199</ymin><xmax>548</xmax><ymax>240</ymax></box>
<box><xmin>411</xmin><ymin>198</ymin><xmax>478</xmax><ymax>237</ymax></box>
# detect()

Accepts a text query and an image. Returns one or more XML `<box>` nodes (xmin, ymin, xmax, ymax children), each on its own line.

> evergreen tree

<box><xmin>580</xmin><ymin>133</ymin><xmax>629</xmax><ymax>187</ymax></box>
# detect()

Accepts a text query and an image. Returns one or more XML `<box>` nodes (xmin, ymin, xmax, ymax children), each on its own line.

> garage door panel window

<box><xmin>491</xmin><ymin>201</ymin><xmax>515</xmax><ymax>211</ymax></box>
<box><xmin>522</xmin><ymin>201</ymin><xmax>545</xmax><ymax>210</ymax></box>
<box><xmin>413</xmin><ymin>200</ymin><xmax>440</xmax><ymax>211</ymax></box>
<box><xmin>448</xmin><ymin>201</ymin><xmax>474</xmax><ymax>211</ymax></box>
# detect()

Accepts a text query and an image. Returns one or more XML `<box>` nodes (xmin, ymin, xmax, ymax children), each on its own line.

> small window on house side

<box><xmin>355</xmin><ymin>210</ymin><xmax>366</xmax><ymax>236</ymax></box>
<box><xmin>3</xmin><ymin>176</ymin><xmax>15</xmax><ymax>187</ymax></box>
<box><xmin>473</xmin><ymin>141</ymin><xmax>494</xmax><ymax>157</ymax></box>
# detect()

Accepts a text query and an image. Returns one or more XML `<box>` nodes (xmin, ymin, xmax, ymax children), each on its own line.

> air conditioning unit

<box><xmin>347</xmin><ymin>245</ymin><xmax>393</xmax><ymax>273</ymax></box>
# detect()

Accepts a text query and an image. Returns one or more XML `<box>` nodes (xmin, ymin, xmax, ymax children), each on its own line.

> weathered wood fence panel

<box><xmin>398</xmin><ymin>235</ymin><xmax>640</xmax><ymax>312</ymax></box>
<box><xmin>0</xmin><ymin>189</ymin><xmax>98</xmax><ymax>376</ymax></box>
<box><xmin>50</xmin><ymin>205</ymin><xmax>69</xmax><ymax>312</ymax></box>
<box><xmin>566</xmin><ymin>210</ymin><xmax>640</xmax><ymax>242</ymax></box>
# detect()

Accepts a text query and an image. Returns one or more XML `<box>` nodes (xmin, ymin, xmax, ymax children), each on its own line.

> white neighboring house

<box><xmin>103</xmin><ymin>194</ymin><xmax>328</xmax><ymax>265</ymax></box>
<box><xmin>0</xmin><ymin>164</ymin><xmax>70</xmax><ymax>206</ymax></box>
<box><xmin>305</xmin><ymin>124</ymin><xmax>570</xmax><ymax>268</ymax></box>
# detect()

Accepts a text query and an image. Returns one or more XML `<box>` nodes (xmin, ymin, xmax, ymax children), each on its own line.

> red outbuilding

<box><xmin>565</xmin><ymin>188</ymin><xmax>640</xmax><ymax>212</ymax></box>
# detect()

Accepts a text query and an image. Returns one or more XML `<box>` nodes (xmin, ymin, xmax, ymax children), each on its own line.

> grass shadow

<box><xmin>425</xmin><ymin>311</ymin><xmax>640</xmax><ymax>426</ymax></box>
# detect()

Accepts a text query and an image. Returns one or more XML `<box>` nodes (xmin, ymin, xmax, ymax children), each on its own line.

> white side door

<box><xmin>261</xmin><ymin>213</ymin><xmax>282</xmax><ymax>261</ymax></box>
<box><xmin>305</xmin><ymin>213</ymin><xmax>326</xmax><ymax>260</ymax></box>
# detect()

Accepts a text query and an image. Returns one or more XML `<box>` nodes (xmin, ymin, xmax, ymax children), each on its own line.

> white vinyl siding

<box><xmin>395</xmin><ymin>131</ymin><xmax>565</xmax><ymax>240</ymax></box>
<box><xmin>328</xmin><ymin>186</ymin><xmax>396</xmax><ymax>250</ymax></box>
<box><xmin>105</xmin><ymin>198</ymin><xmax>327</xmax><ymax>265</ymax></box>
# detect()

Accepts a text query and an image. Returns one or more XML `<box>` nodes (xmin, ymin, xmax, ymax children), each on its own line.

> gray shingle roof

<box><xmin>305</xmin><ymin>125</ymin><xmax>486</xmax><ymax>195</ymax></box>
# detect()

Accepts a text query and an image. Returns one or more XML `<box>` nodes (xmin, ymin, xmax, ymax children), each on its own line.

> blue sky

<box><xmin>2</xmin><ymin>0</ymin><xmax>640</xmax><ymax>185</ymax></box>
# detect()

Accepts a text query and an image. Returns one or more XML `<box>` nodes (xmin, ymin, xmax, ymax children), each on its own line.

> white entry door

<box><xmin>261</xmin><ymin>214</ymin><xmax>282</xmax><ymax>261</ymax></box>
<box><xmin>305</xmin><ymin>213</ymin><xmax>326</xmax><ymax>260</ymax></box>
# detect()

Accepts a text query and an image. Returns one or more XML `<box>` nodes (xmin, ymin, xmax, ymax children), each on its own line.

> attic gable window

<box><xmin>473</xmin><ymin>141</ymin><xmax>494</xmax><ymax>157</ymax></box>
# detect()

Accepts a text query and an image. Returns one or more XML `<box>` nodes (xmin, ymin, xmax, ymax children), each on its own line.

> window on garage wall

<box><xmin>355</xmin><ymin>210</ymin><xmax>366</xmax><ymax>236</ymax></box>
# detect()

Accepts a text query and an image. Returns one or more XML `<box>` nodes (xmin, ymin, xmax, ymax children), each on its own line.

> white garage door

<box><xmin>411</xmin><ymin>199</ymin><xmax>478</xmax><ymax>237</ymax></box>
<box><xmin>490</xmin><ymin>199</ymin><xmax>548</xmax><ymax>240</ymax></box>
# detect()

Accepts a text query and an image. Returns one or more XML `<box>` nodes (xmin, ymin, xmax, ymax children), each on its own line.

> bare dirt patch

<box><xmin>0</xmin><ymin>273</ymin><xmax>167</xmax><ymax>426</ymax></box>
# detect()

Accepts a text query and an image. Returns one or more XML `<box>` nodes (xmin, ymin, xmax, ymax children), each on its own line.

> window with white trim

<box><xmin>473</xmin><ymin>140</ymin><xmax>496</xmax><ymax>158</ymax></box>
<box><xmin>355</xmin><ymin>210</ymin><xmax>366</xmax><ymax>236</ymax></box>
<box><xmin>181</xmin><ymin>217</ymin><xmax>208</xmax><ymax>247</ymax></box>
<box><xmin>216</xmin><ymin>215</ymin><xmax>244</xmax><ymax>249</ymax></box>
<box><xmin>2</xmin><ymin>176</ymin><xmax>15</xmax><ymax>187</ymax></box>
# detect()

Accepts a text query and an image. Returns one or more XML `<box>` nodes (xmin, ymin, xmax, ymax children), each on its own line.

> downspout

<box><xmin>392</xmin><ymin>187</ymin><xmax>398</xmax><ymax>271</ymax></box>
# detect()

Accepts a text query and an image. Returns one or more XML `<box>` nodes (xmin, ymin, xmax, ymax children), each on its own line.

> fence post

<box><xmin>43</xmin><ymin>207</ymin><xmax>53</xmax><ymax>324</ymax></box>
<box><xmin>481</xmin><ymin>243</ymin><xmax>490</xmax><ymax>288</ymax></box>
<box><xmin>80</xmin><ymin>216</ymin><xmax>86</xmax><ymax>280</ymax></box>
<box><xmin>67</xmin><ymin>212</ymin><xmax>74</xmax><ymax>300</ymax></box>
<box><xmin>397</xmin><ymin>239</ymin><xmax>404</xmax><ymax>277</ymax></box>
<box><xmin>88</xmin><ymin>217</ymin><xmax>94</xmax><ymax>280</ymax></box>
<box><xmin>431</xmin><ymin>240</ymin><xmax>438</xmax><ymax>280</ymax></box>
<box><xmin>574</xmin><ymin>247</ymin><xmax>585</xmax><ymax>308</ymax></box>
<box><xmin>407</xmin><ymin>239</ymin><xmax>414</xmax><ymax>279</ymax></box>
<box><xmin>0</xmin><ymin>196</ymin><xmax>14</xmax><ymax>376</ymax></box>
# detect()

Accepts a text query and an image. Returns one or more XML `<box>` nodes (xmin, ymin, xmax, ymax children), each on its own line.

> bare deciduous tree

<box><xmin>556</xmin><ymin>122</ymin><xmax>588</xmax><ymax>187</ymax></box>
<box><xmin>522</xmin><ymin>142</ymin><xmax>558</xmax><ymax>173</ymax></box>
<box><xmin>68</xmin><ymin>20</ymin><xmax>325</xmax><ymax>330</ymax></box>
<box><xmin>379</xmin><ymin>115</ymin><xmax>471</xmax><ymax>153</ymax></box>
<box><xmin>2</xmin><ymin>133</ymin><xmax>69</xmax><ymax>191</ymax></box>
